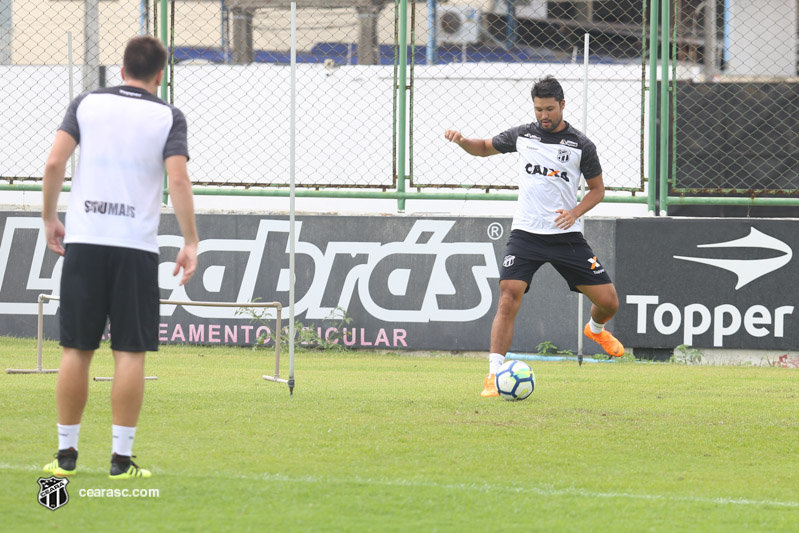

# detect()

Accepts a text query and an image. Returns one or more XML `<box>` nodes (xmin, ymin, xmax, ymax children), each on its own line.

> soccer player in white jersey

<box><xmin>444</xmin><ymin>75</ymin><xmax>624</xmax><ymax>397</ymax></box>
<box><xmin>41</xmin><ymin>36</ymin><xmax>198</xmax><ymax>476</ymax></box>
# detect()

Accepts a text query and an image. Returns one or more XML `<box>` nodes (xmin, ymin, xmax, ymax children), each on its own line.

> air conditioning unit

<box><xmin>436</xmin><ymin>5</ymin><xmax>482</xmax><ymax>45</ymax></box>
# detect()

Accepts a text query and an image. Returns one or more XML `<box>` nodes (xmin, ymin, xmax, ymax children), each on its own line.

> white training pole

<box><xmin>577</xmin><ymin>32</ymin><xmax>589</xmax><ymax>365</ymax></box>
<box><xmin>67</xmin><ymin>31</ymin><xmax>75</xmax><ymax>178</ymax></box>
<box><xmin>288</xmin><ymin>1</ymin><xmax>297</xmax><ymax>393</ymax></box>
<box><xmin>263</xmin><ymin>4</ymin><xmax>297</xmax><ymax>394</ymax></box>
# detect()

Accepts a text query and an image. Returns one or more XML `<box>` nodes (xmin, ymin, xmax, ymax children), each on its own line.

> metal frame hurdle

<box><xmin>5</xmin><ymin>295</ymin><xmax>290</xmax><ymax>391</ymax></box>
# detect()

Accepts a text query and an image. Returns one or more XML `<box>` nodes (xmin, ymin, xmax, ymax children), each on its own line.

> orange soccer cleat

<box><xmin>584</xmin><ymin>323</ymin><xmax>625</xmax><ymax>357</ymax></box>
<box><xmin>481</xmin><ymin>373</ymin><xmax>499</xmax><ymax>397</ymax></box>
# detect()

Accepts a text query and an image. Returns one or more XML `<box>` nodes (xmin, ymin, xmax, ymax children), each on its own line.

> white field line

<box><xmin>4</xmin><ymin>463</ymin><xmax>797</xmax><ymax>509</ymax></box>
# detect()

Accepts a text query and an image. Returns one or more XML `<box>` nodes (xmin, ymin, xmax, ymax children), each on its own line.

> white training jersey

<box><xmin>58</xmin><ymin>85</ymin><xmax>189</xmax><ymax>254</ymax></box>
<box><xmin>492</xmin><ymin>121</ymin><xmax>602</xmax><ymax>235</ymax></box>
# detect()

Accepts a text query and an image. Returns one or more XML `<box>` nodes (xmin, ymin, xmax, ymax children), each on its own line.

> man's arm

<box><xmin>444</xmin><ymin>130</ymin><xmax>500</xmax><ymax>157</ymax></box>
<box><xmin>42</xmin><ymin>131</ymin><xmax>78</xmax><ymax>256</ymax></box>
<box><xmin>554</xmin><ymin>174</ymin><xmax>606</xmax><ymax>230</ymax></box>
<box><xmin>165</xmin><ymin>155</ymin><xmax>199</xmax><ymax>286</ymax></box>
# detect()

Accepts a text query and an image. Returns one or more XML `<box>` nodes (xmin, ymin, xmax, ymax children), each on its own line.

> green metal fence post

<box><xmin>647</xmin><ymin>0</ymin><xmax>659</xmax><ymax>215</ymax></box>
<box><xmin>160</xmin><ymin>0</ymin><xmax>169</xmax><ymax>205</ymax></box>
<box><xmin>658</xmin><ymin>0</ymin><xmax>670</xmax><ymax>215</ymax></box>
<box><xmin>396</xmin><ymin>0</ymin><xmax>408</xmax><ymax>212</ymax></box>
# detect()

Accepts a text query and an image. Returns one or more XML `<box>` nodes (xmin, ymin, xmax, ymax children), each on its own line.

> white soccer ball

<box><xmin>495</xmin><ymin>360</ymin><xmax>535</xmax><ymax>401</ymax></box>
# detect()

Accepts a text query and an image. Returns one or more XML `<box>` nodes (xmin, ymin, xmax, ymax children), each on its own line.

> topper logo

<box><xmin>673</xmin><ymin>227</ymin><xmax>792</xmax><ymax>290</ymax></box>
<box><xmin>626</xmin><ymin>228</ymin><xmax>795</xmax><ymax>346</ymax></box>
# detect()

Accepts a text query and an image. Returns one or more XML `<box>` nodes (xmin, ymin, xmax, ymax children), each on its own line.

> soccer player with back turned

<box><xmin>41</xmin><ymin>36</ymin><xmax>198</xmax><ymax>477</ymax></box>
<box><xmin>444</xmin><ymin>75</ymin><xmax>624</xmax><ymax>397</ymax></box>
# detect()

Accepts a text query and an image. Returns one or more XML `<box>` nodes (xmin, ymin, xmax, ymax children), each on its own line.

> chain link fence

<box><xmin>174</xmin><ymin>1</ymin><xmax>398</xmax><ymax>188</ymax></box>
<box><xmin>5</xmin><ymin>1</ymin><xmax>794</xmax><ymax>199</ymax></box>
<box><xmin>1</xmin><ymin>0</ymin><xmax>140</xmax><ymax>181</ymax></box>
<box><xmin>1</xmin><ymin>0</ymin><xmax>650</xmax><ymax>194</ymax></box>
<box><xmin>672</xmin><ymin>0</ymin><xmax>799</xmax><ymax>196</ymax></box>
<box><xmin>411</xmin><ymin>0</ymin><xmax>646</xmax><ymax>192</ymax></box>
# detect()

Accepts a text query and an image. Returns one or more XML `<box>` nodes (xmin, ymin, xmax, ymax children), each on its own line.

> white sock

<box><xmin>588</xmin><ymin>317</ymin><xmax>605</xmax><ymax>334</ymax></box>
<box><xmin>57</xmin><ymin>423</ymin><xmax>80</xmax><ymax>451</ymax></box>
<box><xmin>112</xmin><ymin>425</ymin><xmax>137</xmax><ymax>457</ymax></box>
<box><xmin>488</xmin><ymin>353</ymin><xmax>505</xmax><ymax>375</ymax></box>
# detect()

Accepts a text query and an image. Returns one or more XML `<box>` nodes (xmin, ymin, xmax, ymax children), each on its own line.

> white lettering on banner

<box><xmin>627</xmin><ymin>295</ymin><xmax>794</xmax><ymax>347</ymax></box>
<box><xmin>0</xmin><ymin>217</ymin><xmax>499</xmax><ymax>324</ymax></box>
<box><xmin>0</xmin><ymin>217</ymin><xmax>62</xmax><ymax>315</ymax></box>
<box><xmin>157</xmin><ymin>322</ymin><xmax>409</xmax><ymax>348</ymax></box>
<box><xmin>356</xmin><ymin>220</ymin><xmax>498</xmax><ymax>322</ymax></box>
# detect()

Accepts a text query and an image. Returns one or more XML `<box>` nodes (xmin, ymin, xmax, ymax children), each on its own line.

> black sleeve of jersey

<box><xmin>580</xmin><ymin>140</ymin><xmax>603</xmax><ymax>179</ymax></box>
<box><xmin>164</xmin><ymin>107</ymin><xmax>190</xmax><ymax>161</ymax></box>
<box><xmin>491</xmin><ymin>125</ymin><xmax>524</xmax><ymax>153</ymax></box>
<box><xmin>58</xmin><ymin>94</ymin><xmax>87</xmax><ymax>144</ymax></box>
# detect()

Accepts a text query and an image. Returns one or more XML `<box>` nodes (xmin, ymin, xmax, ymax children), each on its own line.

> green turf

<box><xmin>1</xmin><ymin>336</ymin><xmax>797</xmax><ymax>532</ymax></box>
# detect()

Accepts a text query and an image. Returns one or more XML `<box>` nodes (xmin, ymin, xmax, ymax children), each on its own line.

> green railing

<box><xmin>0</xmin><ymin>0</ymin><xmax>795</xmax><ymax>213</ymax></box>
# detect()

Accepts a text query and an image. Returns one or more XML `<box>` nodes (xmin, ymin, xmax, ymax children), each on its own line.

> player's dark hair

<box><xmin>531</xmin><ymin>75</ymin><xmax>564</xmax><ymax>102</ymax></box>
<box><xmin>123</xmin><ymin>36</ymin><xmax>167</xmax><ymax>82</ymax></box>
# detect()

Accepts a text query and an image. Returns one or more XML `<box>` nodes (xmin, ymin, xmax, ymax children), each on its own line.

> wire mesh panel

<box><xmin>410</xmin><ymin>0</ymin><xmax>647</xmax><ymax>192</ymax></box>
<box><xmin>1</xmin><ymin>0</ymin><xmax>399</xmax><ymax>190</ymax></box>
<box><xmin>0</xmin><ymin>0</ymin><xmax>140</xmax><ymax>182</ymax></box>
<box><xmin>673</xmin><ymin>0</ymin><xmax>799</xmax><ymax>196</ymax></box>
<box><xmin>173</xmin><ymin>0</ymin><xmax>397</xmax><ymax>189</ymax></box>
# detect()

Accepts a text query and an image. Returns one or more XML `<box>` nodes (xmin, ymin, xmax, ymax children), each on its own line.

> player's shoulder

<box><xmin>558</xmin><ymin>122</ymin><xmax>596</xmax><ymax>151</ymax></box>
<box><xmin>520</xmin><ymin>122</ymin><xmax>593</xmax><ymax>150</ymax></box>
<box><xmin>506</xmin><ymin>122</ymin><xmax>543</xmax><ymax>141</ymax></box>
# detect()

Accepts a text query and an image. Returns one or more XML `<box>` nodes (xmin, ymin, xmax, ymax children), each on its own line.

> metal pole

<box><xmin>426</xmin><ymin>0</ymin><xmax>437</xmax><ymax>65</ymax></box>
<box><xmin>220</xmin><ymin>0</ymin><xmax>228</xmax><ymax>61</ymax></box>
<box><xmin>577</xmin><ymin>32</ymin><xmax>589</xmax><ymax>366</ymax></box>
<box><xmin>288</xmin><ymin>2</ymin><xmax>296</xmax><ymax>394</ymax></box>
<box><xmin>83</xmin><ymin>0</ymin><xmax>100</xmax><ymax>92</ymax></box>
<box><xmin>67</xmin><ymin>32</ymin><xmax>75</xmax><ymax>179</ymax></box>
<box><xmin>140</xmin><ymin>0</ymin><xmax>147</xmax><ymax>35</ymax></box>
<box><xmin>722</xmin><ymin>0</ymin><xmax>730</xmax><ymax>68</ymax></box>
<box><xmin>703</xmin><ymin>0</ymin><xmax>716</xmax><ymax>81</ymax></box>
<box><xmin>647</xmin><ymin>0</ymin><xmax>659</xmax><ymax>215</ymax></box>
<box><xmin>274</xmin><ymin>306</ymin><xmax>281</xmax><ymax>380</ymax></box>
<box><xmin>396</xmin><ymin>0</ymin><xmax>408</xmax><ymax>212</ymax></box>
<box><xmin>160</xmin><ymin>0</ymin><xmax>168</xmax><ymax>99</ymax></box>
<box><xmin>0</xmin><ymin>0</ymin><xmax>11</xmax><ymax>65</ymax></box>
<box><xmin>397</xmin><ymin>0</ymin><xmax>408</xmax><ymax>213</ymax></box>
<box><xmin>170</xmin><ymin>0</ymin><xmax>175</xmax><ymax>105</ymax></box>
<box><xmin>160</xmin><ymin>0</ymin><xmax>170</xmax><ymax>205</ymax></box>
<box><xmin>659</xmin><ymin>0</ymin><xmax>670</xmax><ymax>215</ymax></box>
<box><xmin>37</xmin><ymin>294</ymin><xmax>44</xmax><ymax>372</ymax></box>
<box><xmin>505</xmin><ymin>0</ymin><xmax>517</xmax><ymax>48</ymax></box>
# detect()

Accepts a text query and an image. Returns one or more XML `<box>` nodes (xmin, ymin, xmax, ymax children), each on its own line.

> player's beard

<box><xmin>540</xmin><ymin>117</ymin><xmax>562</xmax><ymax>132</ymax></box>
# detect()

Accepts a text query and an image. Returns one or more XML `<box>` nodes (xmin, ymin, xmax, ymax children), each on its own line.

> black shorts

<box><xmin>500</xmin><ymin>229</ymin><xmax>613</xmax><ymax>293</ymax></box>
<box><xmin>60</xmin><ymin>243</ymin><xmax>160</xmax><ymax>352</ymax></box>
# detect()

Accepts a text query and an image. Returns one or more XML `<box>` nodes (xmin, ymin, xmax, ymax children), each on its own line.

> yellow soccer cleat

<box><xmin>109</xmin><ymin>455</ymin><xmax>152</xmax><ymax>479</ymax></box>
<box><xmin>43</xmin><ymin>448</ymin><xmax>77</xmax><ymax>477</ymax></box>
<box><xmin>481</xmin><ymin>373</ymin><xmax>499</xmax><ymax>397</ymax></box>
<box><xmin>584</xmin><ymin>323</ymin><xmax>625</xmax><ymax>357</ymax></box>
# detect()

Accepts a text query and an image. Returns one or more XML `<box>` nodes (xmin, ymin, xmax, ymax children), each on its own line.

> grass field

<box><xmin>1</xmin><ymin>336</ymin><xmax>798</xmax><ymax>532</ymax></box>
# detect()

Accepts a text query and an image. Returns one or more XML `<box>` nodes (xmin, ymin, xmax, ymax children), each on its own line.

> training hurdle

<box><xmin>6</xmin><ymin>295</ymin><xmax>287</xmax><ymax>388</ymax></box>
<box><xmin>5</xmin><ymin>294</ymin><xmax>60</xmax><ymax>374</ymax></box>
